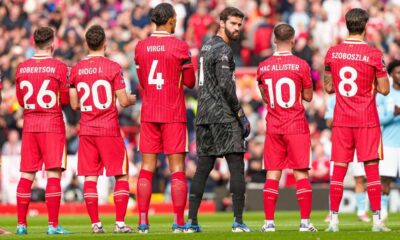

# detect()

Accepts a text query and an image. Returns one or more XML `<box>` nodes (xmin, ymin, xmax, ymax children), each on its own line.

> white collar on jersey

<box><xmin>83</xmin><ymin>54</ymin><xmax>104</xmax><ymax>60</ymax></box>
<box><xmin>32</xmin><ymin>54</ymin><xmax>52</xmax><ymax>59</ymax></box>
<box><xmin>273</xmin><ymin>51</ymin><xmax>292</xmax><ymax>56</ymax></box>
<box><xmin>151</xmin><ymin>31</ymin><xmax>171</xmax><ymax>37</ymax></box>
<box><xmin>343</xmin><ymin>38</ymin><xmax>367</xmax><ymax>44</ymax></box>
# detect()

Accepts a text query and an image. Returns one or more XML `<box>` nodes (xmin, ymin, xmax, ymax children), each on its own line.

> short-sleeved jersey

<box><xmin>196</xmin><ymin>36</ymin><xmax>241</xmax><ymax>125</ymax></box>
<box><xmin>15</xmin><ymin>55</ymin><xmax>69</xmax><ymax>133</ymax></box>
<box><xmin>134</xmin><ymin>31</ymin><xmax>193</xmax><ymax>123</ymax></box>
<box><xmin>70</xmin><ymin>55</ymin><xmax>125</xmax><ymax>136</ymax></box>
<box><xmin>324</xmin><ymin>39</ymin><xmax>387</xmax><ymax>127</ymax></box>
<box><xmin>257</xmin><ymin>51</ymin><xmax>313</xmax><ymax>134</ymax></box>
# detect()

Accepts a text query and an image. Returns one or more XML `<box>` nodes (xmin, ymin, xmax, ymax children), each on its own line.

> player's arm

<box><xmin>69</xmin><ymin>87</ymin><xmax>80</xmax><ymax>111</ymax></box>
<box><xmin>182</xmin><ymin>64</ymin><xmax>195</xmax><ymax>89</ymax></box>
<box><xmin>377</xmin><ymin>94</ymin><xmax>396</xmax><ymax>126</ymax></box>
<box><xmin>114</xmin><ymin>65</ymin><xmax>136</xmax><ymax>108</ymax></box>
<box><xmin>376</xmin><ymin>76</ymin><xmax>390</xmax><ymax>96</ymax></box>
<box><xmin>324</xmin><ymin>73</ymin><xmax>334</xmax><ymax>94</ymax></box>
<box><xmin>374</xmin><ymin>51</ymin><xmax>390</xmax><ymax>96</ymax></box>
<box><xmin>178</xmin><ymin>44</ymin><xmax>195</xmax><ymax>89</ymax></box>
<box><xmin>58</xmin><ymin>63</ymin><xmax>70</xmax><ymax>105</ymax></box>
<box><xmin>216</xmin><ymin>47</ymin><xmax>241</xmax><ymax>114</ymax></box>
<box><xmin>15</xmin><ymin>66</ymin><xmax>24</xmax><ymax>107</ymax></box>
<box><xmin>302</xmin><ymin>88</ymin><xmax>313</xmax><ymax>102</ymax></box>
<box><xmin>324</xmin><ymin>96</ymin><xmax>335</xmax><ymax>128</ymax></box>
<box><xmin>324</xmin><ymin>49</ymin><xmax>335</xmax><ymax>94</ymax></box>
<box><xmin>258</xmin><ymin>86</ymin><xmax>267</xmax><ymax>104</ymax></box>
<box><xmin>116</xmin><ymin>89</ymin><xmax>136</xmax><ymax>108</ymax></box>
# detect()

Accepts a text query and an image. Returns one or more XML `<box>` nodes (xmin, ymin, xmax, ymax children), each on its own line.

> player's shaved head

<box><xmin>274</xmin><ymin>24</ymin><xmax>295</xmax><ymax>42</ymax></box>
<box><xmin>345</xmin><ymin>8</ymin><xmax>369</xmax><ymax>35</ymax></box>
<box><xmin>34</xmin><ymin>27</ymin><xmax>54</xmax><ymax>49</ymax></box>
<box><xmin>85</xmin><ymin>25</ymin><xmax>105</xmax><ymax>51</ymax></box>
<box><xmin>151</xmin><ymin>3</ymin><xmax>175</xmax><ymax>26</ymax></box>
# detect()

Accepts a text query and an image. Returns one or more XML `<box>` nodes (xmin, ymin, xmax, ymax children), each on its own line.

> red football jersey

<box><xmin>324</xmin><ymin>39</ymin><xmax>387</xmax><ymax>127</ymax></box>
<box><xmin>257</xmin><ymin>51</ymin><xmax>313</xmax><ymax>134</ymax></box>
<box><xmin>134</xmin><ymin>31</ymin><xmax>193</xmax><ymax>123</ymax></box>
<box><xmin>70</xmin><ymin>55</ymin><xmax>126</xmax><ymax>136</ymax></box>
<box><xmin>15</xmin><ymin>55</ymin><xmax>69</xmax><ymax>133</ymax></box>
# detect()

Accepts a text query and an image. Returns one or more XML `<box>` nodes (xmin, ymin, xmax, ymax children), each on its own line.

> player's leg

<box><xmin>163</xmin><ymin>122</ymin><xmax>188</xmax><ymax>231</ymax></box>
<box><xmin>380</xmin><ymin>176</ymin><xmax>392</xmax><ymax>222</ymax></box>
<box><xmin>356</xmin><ymin>127</ymin><xmax>390</xmax><ymax>231</ymax></box>
<box><xmin>327</xmin><ymin>127</ymin><xmax>353</xmax><ymax>231</ymax></box>
<box><xmin>261</xmin><ymin>170</ymin><xmax>281</xmax><ymax>232</ymax></box>
<box><xmin>354</xmin><ymin>175</ymin><xmax>370</xmax><ymax>222</ymax></box>
<box><xmin>42</xmin><ymin>132</ymin><xmax>70</xmax><ymax>234</ymax></box>
<box><xmin>17</xmin><ymin>132</ymin><xmax>41</xmax><ymax>234</ymax></box>
<box><xmin>167</xmin><ymin>153</ymin><xmax>187</xmax><ymax>232</ymax></box>
<box><xmin>261</xmin><ymin>133</ymin><xmax>286</xmax><ymax>232</ymax></box>
<box><xmin>225</xmin><ymin>153</ymin><xmax>247</xmax><ymax>228</ymax></box>
<box><xmin>77</xmin><ymin>136</ymin><xmax>103</xmax><ymax>233</ymax></box>
<box><xmin>186</xmin><ymin>124</ymin><xmax>216</xmax><ymax>232</ymax></box>
<box><xmin>379</xmin><ymin>146</ymin><xmax>398</xmax><ymax>222</ymax></box>
<box><xmin>287</xmin><ymin>133</ymin><xmax>316</xmax><ymax>232</ymax></box>
<box><xmin>97</xmin><ymin>136</ymin><xmax>132</xmax><ymax>233</ymax></box>
<box><xmin>137</xmin><ymin>122</ymin><xmax>162</xmax><ymax>232</ymax></box>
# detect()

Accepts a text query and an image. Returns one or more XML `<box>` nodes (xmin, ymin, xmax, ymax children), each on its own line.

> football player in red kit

<box><xmin>257</xmin><ymin>23</ymin><xmax>316</xmax><ymax>232</ymax></box>
<box><xmin>69</xmin><ymin>25</ymin><xmax>136</xmax><ymax>233</ymax></box>
<box><xmin>134</xmin><ymin>3</ymin><xmax>195</xmax><ymax>233</ymax></box>
<box><xmin>324</xmin><ymin>8</ymin><xmax>390</xmax><ymax>232</ymax></box>
<box><xmin>15</xmin><ymin>27</ymin><xmax>70</xmax><ymax>235</ymax></box>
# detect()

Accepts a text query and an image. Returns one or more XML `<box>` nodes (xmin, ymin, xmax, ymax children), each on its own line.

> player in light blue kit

<box><xmin>377</xmin><ymin>60</ymin><xmax>400</xmax><ymax>222</ymax></box>
<box><xmin>325</xmin><ymin>95</ymin><xmax>371</xmax><ymax>222</ymax></box>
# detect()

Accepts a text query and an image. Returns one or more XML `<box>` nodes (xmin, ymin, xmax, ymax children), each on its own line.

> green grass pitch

<box><xmin>0</xmin><ymin>211</ymin><xmax>399</xmax><ymax>239</ymax></box>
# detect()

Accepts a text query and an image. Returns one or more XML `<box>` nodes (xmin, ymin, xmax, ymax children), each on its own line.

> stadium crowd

<box><xmin>0</xmin><ymin>0</ymin><xmax>399</xmax><ymax>208</ymax></box>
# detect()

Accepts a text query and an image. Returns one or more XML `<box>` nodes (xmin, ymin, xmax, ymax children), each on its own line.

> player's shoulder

<box><xmin>51</xmin><ymin>58</ymin><xmax>68</xmax><ymax>69</ymax></box>
<box><xmin>292</xmin><ymin>55</ymin><xmax>310</xmax><ymax>68</ymax></box>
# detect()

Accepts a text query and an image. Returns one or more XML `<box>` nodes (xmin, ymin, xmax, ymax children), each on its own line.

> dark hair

<box><xmin>345</xmin><ymin>8</ymin><xmax>369</xmax><ymax>35</ymax></box>
<box><xmin>151</xmin><ymin>3</ymin><xmax>175</xmax><ymax>26</ymax></box>
<box><xmin>220</xmin><ymin>7</ymin><xmax>244</xmax><ymax>22</ymax></box>
<box><xmin>33</xmin><ymin>27</ymin><xmax>54</xmax><ymax>49</ymax></box>
<box><xmin>387</xmin><ymin>60</ymin><xmax>400</xmax><ymax>74</ymax></box>
<box><xmin>274</xmin><ymin>24</ymin><xmax>295</xmax><ymax>42</ymax></box>
<box><xmin>85</xmin><ymin>25</ymin><xmax>105</xmax><ymax>51</ymax></box>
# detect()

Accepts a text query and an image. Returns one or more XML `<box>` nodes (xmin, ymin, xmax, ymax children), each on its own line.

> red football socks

<box><xmin>296</xmin><ymin>178</ymin><xmax>312</xmax><ymax>219</ymax></box>
<box><xmin>84</xmin><ymin>181</ymin><xmax>100</xmax><ymax>224</ymax></box>
<box><xmin>171</xmin><ymin>172</ymin><xmax>187</xmax><ymax>226</ymax></box>
<box><xmin>263</xmin><ymin>179</ymin><xmax>279</xmax><ymax>220</ymax></box>
<box><xmin>364</xmin><ymin>164</ymin><xmax>381</xmax><ymax>211</ymax></box>
<box><xmin>137</xmin><ymin>169</ymin><xmax>153</xmax><ymax>225</ymax></box>
<box><xmin>330</xmin><ymin>165</ymin><xmax>348</xmax><ymax>212</ymax></box>
<box><xmin>17</xmin><ymin>178</ymin><xmax>33</xmax><ymax>226</ymax></box>
<box><xmin>46</xmin><ymin>178</ymin><xmax>61</xmax><ymax>227</ymax></box>
<box><xmin>114</xmin><ymin>180</ymin><xmax>130</xmax><ymax>222</ymax></box>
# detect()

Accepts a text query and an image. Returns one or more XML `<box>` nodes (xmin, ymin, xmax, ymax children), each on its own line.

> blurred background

<box><xmin>1</xmin><ymin>0</ymin><xmax>400</xmax><ymax>215</ymax></box>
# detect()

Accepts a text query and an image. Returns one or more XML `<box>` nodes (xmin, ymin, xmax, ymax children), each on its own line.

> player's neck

<box><xmin>347</xmin><ymin>34</ymin><xmax>364</xmax><ymax>41</ymax></box>
<box><xmin>34</xmin><ymin>49</ymin><xmax>52</xmax><ymax>57</ymax></box>
<box><xmin>216</xmin><ymin>31</ymin><xmax>229</xmax><ymax>44</ymax></box>
<box><xmin>155</xmin><ymin>26</ymin><xmax>172</xmax><ymax>34</ymax></box>
<box><xmin>87</xmin><ymin>50</ymin><xmax>104</xmax><ymax>57</ymax></box>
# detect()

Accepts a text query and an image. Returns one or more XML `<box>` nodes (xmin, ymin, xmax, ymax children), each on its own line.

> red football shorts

<box><xmin>78</xmin><ymin>136</ymin><xmax>128</xmax><ymax>176</ymax></box>
<box><xmin>139</xmin><ymin>122</ymin><xmax>188</xmax><ymax>154</ymax></box>
<box><xmin>264</xmin><ymin>133</ymin><xmax>311</xmax><ymax>170</ymax></box>
<box><xmin>331</xmin><ymin>126</ymin><xmax>383</xmax><ymax>163</ymax></box>
<box><xmin>20</xmin><ymin>132</ymin><xmax>67</xmax><ymax>172</ymax></box>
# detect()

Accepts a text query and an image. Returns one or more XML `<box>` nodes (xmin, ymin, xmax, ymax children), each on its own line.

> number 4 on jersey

<box><xmin>148</xmin><ymin>60</ymin><xmax>164</xmax><ymax>90</ymax></box>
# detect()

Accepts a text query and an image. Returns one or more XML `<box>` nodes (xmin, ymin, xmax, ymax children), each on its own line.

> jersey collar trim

<box><xmin>344</xmin><ymin>38</ymin><xmax>367</xmax><ymax>44</ymax></box>
<box><xmin>32</xmin><ymin>54</ymin><xmax>52</xmax><ymax>59</ymax></box>
<box><xmin>151</xmin><ymin>31</ymin><xmax>171</xmax><ymax>37</ymax></box>
<box><xmin>273</xmin><ymin>51</ymin><xmax>292</xmax><ymax>56</ymax></box>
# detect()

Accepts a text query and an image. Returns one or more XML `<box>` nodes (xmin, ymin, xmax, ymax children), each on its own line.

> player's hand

<box><xmin>238</xmin><ymin>109</ymin><xmax>251</xmax><ymax>138</ymax></box>
<box><xmin>128</xmin><ymin>92</ymin><xmax>136</xmax><ymax>105</ymax></box>
<box><xmin>395</xmin><ymin>105</ymin><xmax>400</xmax><ymax>116</ymax></box>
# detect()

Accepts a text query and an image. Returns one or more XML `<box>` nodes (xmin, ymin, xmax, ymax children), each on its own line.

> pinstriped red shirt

<box><xmin>257</xmin><ymin>51</ymin><xmax>313</xmax><ymax>134</ymax></box>
<box><xmin>15</xmin><ymin>55</ymin><xmax>68</xmax><ymax>133</ymax></box>
<box><xmin>324</xmin><ymin>39</ymin><xmax>387</xmax><ymax>127</ymax></box>
<box><xmin>70</xmin><ymin>55</ymin><xmax>125</xmax><ymax>136</ymax></box>
<box><xmin>134</xmin><ymin>31</ymin><xmax>193</xmax><ymax>123</ymax></box>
